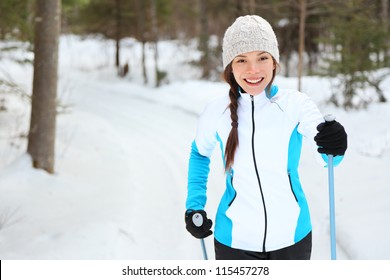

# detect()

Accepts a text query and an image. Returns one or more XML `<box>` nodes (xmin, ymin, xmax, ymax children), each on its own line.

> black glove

<box><xmin>185</xmin><ymin>210</ymin><xmax>213</xmax><ymax>239</ymax></box>
<box><xmin>314</xmin><ymin>120</ymin><xmax>347</xmax><ymax>156</ymax></box>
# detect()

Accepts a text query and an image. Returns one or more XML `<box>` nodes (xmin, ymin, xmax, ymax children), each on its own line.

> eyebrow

<box><xmin>235</xmin><ymin>52</ymin><xmax>267</xmax><ymax>58</ymax></box>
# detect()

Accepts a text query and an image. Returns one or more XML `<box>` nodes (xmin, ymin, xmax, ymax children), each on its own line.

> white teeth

<box><xmin>245</xmin><ymin>78</ymin><xmax>263</xmax><ymax>84</ymax></box>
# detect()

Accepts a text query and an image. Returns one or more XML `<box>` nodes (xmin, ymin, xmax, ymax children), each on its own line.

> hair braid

<box><xmin>224</xmin><ymin>64</ymin><xmax>239</xmax><ymax>171</ymax></box>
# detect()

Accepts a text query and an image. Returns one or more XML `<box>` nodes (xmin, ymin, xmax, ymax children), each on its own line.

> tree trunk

<box><xmin>298</xmin><ymin>0</ymin><xmax>307</xmax><ymax>91</ymax></box>
<box><xmin>114</xmin><ymin>0</ymin><xmax>121</xmax><ymax>68</ymax></box>
<box><xmin>199</xmin><ymin>0</ymin><xmax>210</xmax><ymax>79</ymax></box>
<box><xmin>249</xmin><ymin>0</ymin><xmax>256</xmax><ymax>14</ymax></box>
<box><xmin>27</xmin><ymin>0</ymin><xmax>61</xmax><ymax>174</ymax></box>
<box><xmin>141</xmin><ymin>41</ymin><xmax>148</xmax><ymax>85</ymax></box>
<box><xmin>151</xmin><ymin>0</ymin><xmax>160</xmax><ymax>87</ymax></box>
<box><xmin>136</xmin><ymin>0</ymin><xmax>148</xmax><ymax>85</ymax></box>
<box><xmin>381</xmin><ymin>0</ymin><xmax>389</xmax><ymax>66</ymax></box>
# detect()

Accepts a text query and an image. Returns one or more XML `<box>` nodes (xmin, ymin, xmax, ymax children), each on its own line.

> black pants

<box><xmin>214</xmin><ymin>232</ymin><xmax>312</xmax><ymax>260</ymax></box>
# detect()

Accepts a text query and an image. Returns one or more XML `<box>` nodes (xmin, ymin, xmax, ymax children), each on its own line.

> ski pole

<box><xmin>328</xmin><ymin>153</ymin><xmax>336</xmax><ymax>260</ymax></box>
<box><xmin>324</xmin><ymin>114</ymin><xmax>337</xmax><ymax>260</ymax></box>
<box><xmin>192</xmin><ymin>212</ymin><xmax>209</xmax><ymax>260</ymax></box>
<box><xmin>200</xmin><ymin>239</ymin><xmax>208</xmax><ymax>260</ymax></box>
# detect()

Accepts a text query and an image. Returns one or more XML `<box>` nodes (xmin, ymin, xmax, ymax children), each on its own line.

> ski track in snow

<box><xmin>66</xmin><ymin>74</ymin><xmax>209</xmax><ymax>259</ymax></box>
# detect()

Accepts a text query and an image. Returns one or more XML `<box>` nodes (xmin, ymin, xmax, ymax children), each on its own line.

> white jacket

<box><xmin>186</xmin><ymin>85</ymin><xmax>325</xmax><ymax>252</ymax></box>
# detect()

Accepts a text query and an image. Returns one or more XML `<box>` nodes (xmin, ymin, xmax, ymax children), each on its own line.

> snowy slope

<box><xmin>0</xmin><ymin>36</ymin><xmax>389</xmax><ymax>260</ymax></box>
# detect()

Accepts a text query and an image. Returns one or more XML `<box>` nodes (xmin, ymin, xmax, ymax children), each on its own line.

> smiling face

<box><xmin>231</xmin><ymin>51</ymin><xmax>275</xmax><ymax>96</ymax></box>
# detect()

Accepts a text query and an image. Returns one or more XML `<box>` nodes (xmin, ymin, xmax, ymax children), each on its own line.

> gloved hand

<box><xmin>185</xmin><ymin>210</ymin><xmax>213</xmax><ymax>239</ymax></box>
<box><xmin>314</xmin><ymin>120</ymin><xmax>347</xmax><ymax>156</ymax></box>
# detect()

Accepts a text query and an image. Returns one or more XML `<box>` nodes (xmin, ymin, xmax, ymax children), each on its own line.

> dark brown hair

<box><xmin>223</xmin><ymin>59</ymin><xmax>278</xmax><ymax>172</ymax></box>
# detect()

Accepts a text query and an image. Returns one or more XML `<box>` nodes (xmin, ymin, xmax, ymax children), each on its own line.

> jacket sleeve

<box><xmin>186</xmin><ymin>141</ymin><xmax>211</xmax><ymax>210</ymax></box>
<box><xmin>295</xmin><ymin>92</ymin><xmax>344</xmax><ymax>167</ymax></box>
<box><xmin>186</xmin><ymin>100</ymin><xmax>220</xmax><ymax>210</ymax></box>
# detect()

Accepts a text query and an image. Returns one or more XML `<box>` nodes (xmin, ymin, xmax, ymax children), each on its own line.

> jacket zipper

<box><xmin>250</xmin><ymin>95</ymin><xmax>268</xmax><ymax>252</ymax></box>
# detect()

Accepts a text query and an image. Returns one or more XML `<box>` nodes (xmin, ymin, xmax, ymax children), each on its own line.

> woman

<box><xmin>185</xmin><ymin>15</ymin><xmax>347</xmax><ymax>260</ymax></box>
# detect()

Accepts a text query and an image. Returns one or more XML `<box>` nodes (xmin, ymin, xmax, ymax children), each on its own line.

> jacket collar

<box><xmin>238</xmin><ymin>85</ymin><xmax>279</xmax><ymax>106</ymax></box>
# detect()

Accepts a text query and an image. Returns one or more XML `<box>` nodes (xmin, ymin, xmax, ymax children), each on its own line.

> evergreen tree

<box><xmin>0</xmin><ymin>0</ymin><xmax>33</xmax><ymax>41</ymax></box>
<box><xmin>320</xmin><ymin>0</ymin><xmax>387</xmax><ymax>108</ymax></box>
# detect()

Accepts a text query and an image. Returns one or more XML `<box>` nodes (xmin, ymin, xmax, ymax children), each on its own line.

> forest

<box><xmin>1</xmin><ymin>0</ymin><xmax>389</xmax><ymax>173</ymax></box>
<box><xmin>2</xmin><ymin>0</ymin><xmax>389</xmax><ymax>97</ymax></box>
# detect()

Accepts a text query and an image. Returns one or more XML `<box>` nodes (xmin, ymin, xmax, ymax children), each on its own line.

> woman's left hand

<box><xmin>314</xmin><ymin>120</ymin><xmax>347</xmax><ymax>156</ymax></box>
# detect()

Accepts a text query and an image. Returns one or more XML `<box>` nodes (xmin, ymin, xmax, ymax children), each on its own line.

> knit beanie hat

<box><xmin>222</xmin><ymin>15</ymin><xmax>279</xmax><ymax>69</ymax></box>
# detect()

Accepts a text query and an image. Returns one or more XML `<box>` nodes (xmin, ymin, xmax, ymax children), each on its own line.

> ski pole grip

<box><xmin>324</xmin><ymin>114</ymin><xmax>336</xmax><ymax>122</ymax></box>
<box><xmin>192</xmin><ymin>212</ymin><xmax>204</xmax><ymax>227</ymax></box>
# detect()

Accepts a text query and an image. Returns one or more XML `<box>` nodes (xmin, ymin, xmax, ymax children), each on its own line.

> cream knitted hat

<box><xmin>222</xmin><ymin>15</ymin><xmax>279</xmax><ymax>69</ymax></box>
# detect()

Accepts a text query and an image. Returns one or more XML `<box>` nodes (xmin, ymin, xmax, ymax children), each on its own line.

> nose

<box><xmin>245</xmin><ymin>61</ymin><xmax>260</xmax><ymax>74</ymax></box>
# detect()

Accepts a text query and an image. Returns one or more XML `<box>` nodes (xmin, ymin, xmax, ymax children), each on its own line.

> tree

<box><xmin>135</xmin><ymin>0</ymin><xmax>148</xmax><ymax>85</ymax></box>
<box><xmin>270</xmin><ymin>0</ymin><xmax>322</xmax><ymax>79</ymax></box>
<box><xmin>27</xmin><ymin>0</ymin><xmax>61</xmax><ymax>173</ymax></box>
<box><xmin>75</xmin><ymin>0</ymin><xmax>134</xmax><ymax>72</ymax></box>
<box><xmin>150</xmin><ymin>0</ymin><xmax>169</xmax><ymax>87</ymax></box>
<box><xmin>321</xmin><ymin>0</ymin><xmax>387</xmax><ymax>108</ymax></box>
<box><xmin>380</xmin><ymin>0</ymin><xmax>389</xmax><ymax>66</ymax></box>
<box><xmin>114</xmin><ymin>0</ymin><xmax>122</xmax><ymax>67</ymax></box>
<box><xmin>297</xmin><ymin>0</ymin><xmax>307</xmax><ymax>91</ymax></box>
<box><xmin>0</xmin><ymin>0</ymin><xmax>33</xmax><ymax>41</ymax></box>
<box><xmin>198</xmin><ymin>0</ymin><xmax>210</xmax><ymax>79</ymax></box>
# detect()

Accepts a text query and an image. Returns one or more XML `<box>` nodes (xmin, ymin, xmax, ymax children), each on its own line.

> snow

<box><xmin>0</xmin><ymin>35</ymin><xmax>389</xmax><ymax>260</ymax></box>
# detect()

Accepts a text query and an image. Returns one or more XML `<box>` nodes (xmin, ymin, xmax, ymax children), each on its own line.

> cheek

<box><xmin>232</xmin><ymin>71</ymin><xmax>239</xmax><ymax>82</ymax></box>
<box><xmin>231</xmin><ymin>66</ymin><xmax>238</xmax><ymax>77</ymax></box>
<box><xmin>232</xmin><ymin>72</ymin><xmax>246</xmax><ymax>88</ymax></box>
<box><xmin>231</xmin><ymin>69</ymin><xmax>241</xmax><ymax>82</ymax></box>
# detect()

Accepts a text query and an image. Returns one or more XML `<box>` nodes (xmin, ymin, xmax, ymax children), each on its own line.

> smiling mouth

<box><xmin>244</xmin><ymin>78</ymin><xmax>264</xmax><ymax>85</ymax></box>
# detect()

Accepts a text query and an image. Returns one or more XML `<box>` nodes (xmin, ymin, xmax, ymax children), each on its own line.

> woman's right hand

<box><xmin>185</xmin><ymin>209</ymin><xmax>213</xmax><ymax>239</ymax></box>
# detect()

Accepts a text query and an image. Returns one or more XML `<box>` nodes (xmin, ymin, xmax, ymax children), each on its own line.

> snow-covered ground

<box><xmin>0</xmin><ymin>35</ymin><xmax>389</xmax><ymax>260</ymax></box>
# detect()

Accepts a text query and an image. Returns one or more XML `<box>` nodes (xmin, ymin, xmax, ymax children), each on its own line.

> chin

<box><xmin>246</xmin><ymin>88</ymin><xmax>265</xmax><ymax>96</ymax></box>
